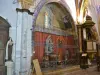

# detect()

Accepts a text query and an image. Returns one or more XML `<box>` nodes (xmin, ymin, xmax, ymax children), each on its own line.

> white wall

<box><xmin>0</xmin><ymin>0</ymin><xmax>33</xmax><ymax>75</ymax></box>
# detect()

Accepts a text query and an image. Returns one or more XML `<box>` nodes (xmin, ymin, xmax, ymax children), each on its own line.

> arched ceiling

<box><xmin>36</xmin><ymin>2</ymin><xmax>75</xmax><ymax>30</ymax></box>
<box><xmin>19</xmin><ymin>0</ymin><xmax>76</xmax><ymax>22</ymax></box>
<box><xmin>18</xmin><ymin>0</ymin><xmax>76</xmax><ymax>34</ymax></box>
<box><xmin>76</xmin><ymin>0</ymin><xmax>88</xmax><ymax>23</ymax></box>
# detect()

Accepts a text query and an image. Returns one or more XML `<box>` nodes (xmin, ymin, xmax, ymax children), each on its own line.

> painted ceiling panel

<box><xmin>46</xmin><ymin>3</ymin><xmax>72</xmax><ymax>29</ymax></box>
<box><xmin>36</xmin><ymin>2</ymin><xmax>73</xmax><ymax>30</ymax></box>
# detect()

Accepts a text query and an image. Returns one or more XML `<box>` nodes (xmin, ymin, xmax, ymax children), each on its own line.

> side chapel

<box><xmin>32</xmin><ymin>3</ymin><xmax>77</xmax><ymax>63</ymax></box>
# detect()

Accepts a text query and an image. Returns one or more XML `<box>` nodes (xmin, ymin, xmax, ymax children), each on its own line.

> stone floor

<box><xmin>63</xmin><ymin>66</ymin><xmax>100</xmax><ymax>75</ymax></box>
<box><xmin>33</xmin><ymin>65</ymin><xmax>100</xmax><ymax>75</ymax></box>
<box><xmin>43</xmin><ymin>65</ymin><xmax>80</xmax><ymax>75</ymax></box>
<box><xmin>43</xmin><ymin>66</ymin><xmax>100</xmax><ymax>75</ymax></box>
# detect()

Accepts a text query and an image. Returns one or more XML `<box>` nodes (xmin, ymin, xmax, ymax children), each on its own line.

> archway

<box><xmin>32</xmin><ymin>0</ymin><xmax>76</xmax><ymax>63</ymax></box>
<box><xmin>32</xmin><ymin>0</ymin><xmax>75</xmax><ymax>27</ymax></box>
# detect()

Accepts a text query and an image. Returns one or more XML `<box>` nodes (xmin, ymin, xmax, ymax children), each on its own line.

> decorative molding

<box><xmin>34</xmin><ymin>25</ymin><xmax>74</xmax><ymax>36</ymax></box>
<box><xmin>16</xmin><ymin>8</ymin><xmax>34</xmax><ymax>15</ymax></box>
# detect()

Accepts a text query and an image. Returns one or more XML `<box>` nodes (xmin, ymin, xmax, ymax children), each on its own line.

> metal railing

<box><xmin>40</xmin><ymin>59</ymin><xmax>79</xmax><ymax>71</ymax></box>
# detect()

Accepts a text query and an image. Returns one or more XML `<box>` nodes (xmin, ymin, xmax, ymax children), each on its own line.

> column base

<box><xmin>5</xmin><ymin>61</ymin><xmax>13</xmax><ymax>75</ymax></box>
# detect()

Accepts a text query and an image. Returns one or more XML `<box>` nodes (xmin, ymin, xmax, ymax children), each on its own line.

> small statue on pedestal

<box><xmin>5</xmin><ymin>37</ymin><xmax>13</xmax><ymax>61</ymax></box>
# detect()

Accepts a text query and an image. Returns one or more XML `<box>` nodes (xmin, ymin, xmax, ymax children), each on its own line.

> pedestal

<box><xmin>5</xmin><ymin>61</ymin><xmax>13</xmax><ymax>75</ymax></box>
<box><xmin>0</xmin><ymin>66</ymin><xmax>6</xmax><ymax>75</ymax></box>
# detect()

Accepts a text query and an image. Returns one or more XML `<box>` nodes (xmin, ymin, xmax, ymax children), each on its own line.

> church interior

<box><xmin>0</xmin><ymin>0</ymin><xmax>100</xmax><ymax>75</ymax></box>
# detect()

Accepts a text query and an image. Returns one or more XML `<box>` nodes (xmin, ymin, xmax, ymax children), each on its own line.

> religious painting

<box><xmin>45</xmin><ymin>35</ymin><xmax>53</xmax><ymax>54</ymax></box>
<box><xmin>58</xmin><ymin>39</ymin><xmax>62</xmax><ymax>48</ymax></box>
<box><xmin>63</xmin><ymin>16</ymin><xmax>72</xmax><ymax>28</ymax></box>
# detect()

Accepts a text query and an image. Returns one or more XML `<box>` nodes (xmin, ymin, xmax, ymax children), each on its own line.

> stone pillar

<box><xmin>16</xmin><ymin>7</ymin><xmax>34</xmax><ymax>75</ymax></box>
<box><xmin>5</xmin><ymin>61</ymin><xmax>13</xmax><ymax>75</ymax></box>
<box><xmin>15</xmin><ymin>9</ymin><xmax>23</xmax><ymax>75</ymax></box>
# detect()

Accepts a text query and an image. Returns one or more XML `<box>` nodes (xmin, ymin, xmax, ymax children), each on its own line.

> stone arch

<box><xmin>32</xmin><ymin>0</ymin><xmax>75</xmax><ymax>30</ymax></box>
<box><xmin>32</xmin><ymin>0</ymin><xmax>76</xmax><ymax>62</ymax></box>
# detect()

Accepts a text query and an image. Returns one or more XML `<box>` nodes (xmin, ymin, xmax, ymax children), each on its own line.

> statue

<box><xmin>5</xmin><ymin>37</ymin><xmax>13</xmax><ymax>61</ymax></box>
<box><xmin>45</xmin><ymin>40</ymin><xmax>53</xmax><ymax>54</ymax></box>
<box><xmin>45</xmin><ymin>35</ymin><xmax>53</xmax><ymax>54</ymax></box>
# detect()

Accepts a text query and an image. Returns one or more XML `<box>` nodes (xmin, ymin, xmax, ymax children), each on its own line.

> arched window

<box><xmin>44</xmin><ymin>6</ymin><xmax>52</xmax><ymax>28</ymax></box>
<box><xmin>44</xmin><ymin>11</ymin><xmax>49</xmax><ymax>28</ymax></box>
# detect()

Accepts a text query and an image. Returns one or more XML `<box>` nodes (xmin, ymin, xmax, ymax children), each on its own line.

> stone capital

<box><xmin>18</xmin><ymin>0</ymin><xmax>33</xmax><ymax>9</ymax></box>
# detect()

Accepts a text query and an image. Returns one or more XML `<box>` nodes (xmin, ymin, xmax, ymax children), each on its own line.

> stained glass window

<box><xmin>44</xmin><ymin>6</ymin><xmax>52</xmax><ymax>28</ymax></box>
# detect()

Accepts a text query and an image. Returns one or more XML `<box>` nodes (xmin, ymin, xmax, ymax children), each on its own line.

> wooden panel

<box><xmin>0</xmin><ymin>32</ymin><xmax>8</xmax><ymax>48</ymax></box>
<box><xmin>0</xmin><ymin>33</ymin><xmax>6</xmax><ymax>66</ymax></box>
<box><xmin>33</xmin><ymin>59</ymin><xmax>42</xmax><ymax>75</ymax></box>
<box><xmin>0</xmin><ymin>28</ymin><xmax>8</xmax><ymax>75</ymax></box>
